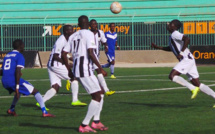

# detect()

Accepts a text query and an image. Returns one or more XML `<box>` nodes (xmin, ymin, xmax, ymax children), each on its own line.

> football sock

<box><xmin>10</xmin><ymin>94</ymin><xmax>21</xmax><ymax>111</ymax></box>
<box><xmin>43</xmin><ymin>88</ymin><xmax>57</xmax><ymax>103</ymax></box>
<box><xmin>110</xmin><ymin>65</ymin><xmax>114</xmax><ymax>74</ymax></box>
<box><xmin>102</xmin><ymin>63</ymin><xmax>110</xmax><ymax>68</ymax></box>
<box><xmin>82</xmin><ymin>100</ymin><xmax>100</xmax><ymax>125</ymax></box>
<box><xmin>97</xmin><ymin>74</ymin><xmax>109</xmax><ymax>92</ymax></box>
<box><xmin>93</xmin><ymin>94</ymin><xmax>104</xmax><ymax>121</ymax></box>
<box><xmin>71</xmin><ymin>80</ymin><xmax>79</xmax><ymax>102</ymax></box>
<box><xmin>172</xmin><ymin>76</ymin><xmax>196</xmax><ymax>91</ymax></box>
<box><xmin>34</xmin><ymin>92</ymin><xmax>48</xmax><ymax>114</ymax></box>
<box><xmin>200</xmin><ymin>83</ymin><xmax>215</xmax><ymax>99</ymax></box>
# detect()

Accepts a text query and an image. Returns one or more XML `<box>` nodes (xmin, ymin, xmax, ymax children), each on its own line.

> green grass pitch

<box><xmin>0</xmin><ymin>66</ymin><xmax>215</xmax><ymax>134</ymax></box>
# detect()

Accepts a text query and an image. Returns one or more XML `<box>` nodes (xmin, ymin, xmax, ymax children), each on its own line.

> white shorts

<box><xmin>173</xmin><ymin>58</ymin><xmax>199</xmax><ymax>80</ymax></box>
<box><xmin>48</xmin><ymin>65</ymin><xmax>70</xmax><ymax>87</ymax></box>
<box><xmin>78</xmin><ymin>75</ymin><xmax>101</xmax><ymax>94</ymax></box>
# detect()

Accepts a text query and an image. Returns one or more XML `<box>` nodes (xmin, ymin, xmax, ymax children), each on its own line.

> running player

<box><xmin>102</xmin><ymin>23</ymin><xmax>120</xmax><ymax>79</ymax></box>
<box><xmin>152</xmin><ymin>19</ymin><xmax>215</xmax><ymax>105</ymax></box>
<box><xmin>37</xmin><ymin>25</ymin><xmax>86</xmax><ymax>108</ymax></box>
<box><xmin>89</xmin><ymin>19</ymin><xmax>115</xmax><ymax>96</ymax></box>
<box><xmin>1</xmin><ymin>39</ymin><xmax>54</xmax><ymax>117</ymax></box>
<box><xmin>63</xmin><ymin>15</ymin><xmax>108</xmax><ymax>133</ymax></box>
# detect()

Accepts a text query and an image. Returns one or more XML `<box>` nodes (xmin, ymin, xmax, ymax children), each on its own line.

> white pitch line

<box><xmin>1</xmin><ymin>84</ymin><xmax>215</xmax><ymax>99</ymax></box>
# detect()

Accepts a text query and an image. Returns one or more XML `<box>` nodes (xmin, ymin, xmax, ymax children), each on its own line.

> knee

<box><xmin>169</xmin><ymin>74</ymin><xmax>174</xmax><ymax>81</ymax></box>
<box><xmin>52</xmin><ymin>84</ymin><xmax>60</xmax><ymax>93</ymax></box>
<box><xmin>31</xmin><ymin>88</ymin><xmax>39</xmax><ymax>95</ymax></box>
<box><xmin>91</xmin><ymin>92</ymin><xmax>101</xmax><ymax>102</ymax></box>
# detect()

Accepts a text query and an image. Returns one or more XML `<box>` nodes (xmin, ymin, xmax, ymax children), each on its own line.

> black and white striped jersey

<box><xmin>169</xmin><ymin>30</ymin><xmax>193</xmax><ymax>60</ymax></box>
<box><xmin>47</xmin><ymin>35</ymin><xmax>68</xmax><ymax>67</ymax></box>
<box><xmin>93</xmin><ymin>30</ymin><xmax>107</xmax><ymax>58</ymax></box>
<box><xmin>63</xmin><ymin>30</ymin><xmax>96</xmax><ymax>78</ymax></box>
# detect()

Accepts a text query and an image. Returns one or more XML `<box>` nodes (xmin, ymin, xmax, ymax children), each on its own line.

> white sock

<box><xmin>97</xmin><ymin>74</ymin><xmax>109</xmax><ymax>92</ymax></box>
<box><xmin>43</xmin><ymin>88</ymin><xmax>57</xmax><ymax>103</ymax></box>
<box><xmin>94</xmin><ymin>94</ymin><xmax>104</xmax><ymax>121</ymax></box>
<box><xmin>71</xmin><ymin>80</ymin><xmax>79</xmax><ymax>102</ymax></box>
<box><xmin>34</xmin><ymin>92</ymin><xmax>45</xmax><ymax>108</ymax></box>
<box><xmin>82</xmin><ymin>100</ymin><xmax>100</xmax><ymax>125</ymax></box>
<box><xmin>200</xmin><ymin>83</ymin><xmax>215</xmax><ymax>99</ymax></box>
<box><xmin>172</xmin><ymin>76</ymin><xmax>196</xmax><ymax>91</ymax></box>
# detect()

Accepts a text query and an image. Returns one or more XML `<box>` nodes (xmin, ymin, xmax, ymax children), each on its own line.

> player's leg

<box><xmin>31</xmin><ymin>88</ymin><xmax>55</xmax><ymax>117</ymax></box>
<box><xmin>169</xmin><ymin>69</ymin><xmax>196</xmax><ymax>91</ymax></box>
<box><xmin>70</xmin><ymin>78</ymin><xmax>87</xmax><ymax>106</ymax></box>
<box><xmin>42</xmin><ymin>67</ymin><xmax>61</xmax><ymax>103</ymax></box>
<box><xmin>2</xmin><ymin>80</ymin><xmax>20</xmax><ymax>116</ymax></box>
<box><xmin>7</xmin><ymin>93</ymin><xmax>21</xmax><ymax>116</ymax></box>
<box><xmin>110</xmin><ymin>60</ymin><xmax>116</xmax><ymax>78</ymax></box>
<box><xmin>188</xmin><ymin>64</ymin><xmax>215</xmax><ymax>101</ymax></box>
<box><xmin>101</xmin><ymin>53</ymin><xmax>111</xmax><ymax>68</ymax></box>
<box><xmin>96</xmin><ymin>68</ymin><xmax>115</xmax><ymax>96</ymax></box>
<box><xmin>78</xmin><ymin>76</ymin><xmax>107</xmax><ymax>132</ymax></box>
<box><xmin>92</xmin><ymin>87</ymin><xmax>108</xmax><ymax>131</ymax></box>
<box><xmin>18</xmin><ymin>78</ymin><xmax>54</xmax><ymax>117</ymax></box>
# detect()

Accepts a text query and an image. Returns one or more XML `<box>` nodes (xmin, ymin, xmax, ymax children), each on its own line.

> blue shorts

<box><xmin>2</xmin><ymin>78</ymin><xmax>34</xmax><ymax>95</ymax></box>
<box><xmin>106</xmin><ymin>53</ymin><xmax>115</xmax><ymax>62</ymax></box>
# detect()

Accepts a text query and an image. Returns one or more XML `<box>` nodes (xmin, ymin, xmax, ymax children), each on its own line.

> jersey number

<box><xmin>4</xmin><ymin>59</ymin><xmax>11</xmax><ymax>70</ymax></box>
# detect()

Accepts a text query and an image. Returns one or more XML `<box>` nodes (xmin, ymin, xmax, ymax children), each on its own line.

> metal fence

<box><xmin>1</xmin><ymin>20</ymin><xmax>215</xmax><ymax>51</ymax></box>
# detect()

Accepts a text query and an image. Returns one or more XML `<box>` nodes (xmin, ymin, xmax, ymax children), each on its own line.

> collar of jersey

<box><xmin>12</xmin><ymin>50</ymin><xmax>19</xmax><ymax>52</ymax></box>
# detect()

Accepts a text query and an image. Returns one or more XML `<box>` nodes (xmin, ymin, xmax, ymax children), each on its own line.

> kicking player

<box><xmin>37</xmin><ymin>25</ymin><xmax>86</xmax><ymax>108</ymax></box>
<box><xmin>102</xmin><ymin>23</ymin><xmax>120</xmax><ymax>79</ymax></box>
<box><xmin>152</xmin><ymin>19</ymin><xmax>215</xmax><ymax>105</ymax></box>
<box><xmin>89</xmin><ymin>19</ymin><xmax>115</xmax><ymax>96</ymax></box>
<box><xmin>1</xmin><ymin>39</ymin><xmax>54</xmax><ymax>117</ymax></box>
<box><xmin>63</xmin><ymin>15</ymin><xmax>108</xmax><ymax>133</ymax></box>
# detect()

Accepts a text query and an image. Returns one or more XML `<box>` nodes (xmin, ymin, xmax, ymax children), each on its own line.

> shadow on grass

<box><xmin>118</xmin><ymin>102</ymin><xmax>194</xmax><ymax>108</ymax></box>
<box><xmin>19</xmin><ymin>123</ymin><xmax>77</xmax><ymax>131</ymax></box>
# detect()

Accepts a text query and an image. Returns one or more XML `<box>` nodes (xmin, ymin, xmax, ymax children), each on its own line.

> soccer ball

<box><xmin>110</xmin><ymin>2</ymin><xmax>122</xmax><ymax>14</ymax></box>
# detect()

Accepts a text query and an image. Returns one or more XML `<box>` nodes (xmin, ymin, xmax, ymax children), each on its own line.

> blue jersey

<box><xmin>2</xmin><ymin>50</ymin><xmax>25</xmax><ymax>82</ymax></box>
<box><xmin>105</xmin><ymin>31</ymin><xmax>117</xmax><ymax>54</ymax></box>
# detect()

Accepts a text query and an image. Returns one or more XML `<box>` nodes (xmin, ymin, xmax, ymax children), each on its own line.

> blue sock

<box><xmin>102</xmin><ymin>63</ymin><xmax>111</xmax><ymax>68</ymax></box>
<box><xmin>41</xmin><ymin>107</ymin><xmax>48</xmax><ymax>114</ymax></box>
<box><xmin>10</xmin><ymin>105</ymin><xmax>15</xmax><ymax>111</ymax></box>
<box><xmin>110</xmin><ymin>65</ymin><xmax>114</xmax><ymax>74</ymax></box>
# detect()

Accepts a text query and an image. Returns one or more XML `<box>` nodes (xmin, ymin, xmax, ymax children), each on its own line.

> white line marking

<box><xmin>1</xmin><ymin>84</ymin><xmax>215</xmax><ymax>99</ymax></box>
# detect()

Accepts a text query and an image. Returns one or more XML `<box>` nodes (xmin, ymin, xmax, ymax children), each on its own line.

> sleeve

<box><xmin>54</xmin><ymin>39</ymin><xmax>64</xmax><ymax>54</ymax></box>
<box><xmin>17</xmin><ymin>54</ymin><xmax>25</xmax><ymax>68</ymax></box>
<box><xmin>171</xmin><ymin>31</ymin><xmax>183</xmax><ymax>41</ymax></box>
<box><xmin>100</xmin><ymin>31</ymin><xmax>107</xmax><ymax>43</ymax></box>
<box><xmin>86</xmin><ymin>32</ymin><xmax>97</xmax><ymax>49</ymax></box>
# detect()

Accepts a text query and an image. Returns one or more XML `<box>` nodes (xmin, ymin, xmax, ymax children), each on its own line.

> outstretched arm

<box><xmin>151</xmin><ymin>43</ymin><xmax>171</xmax><ymax>51</ymax></box>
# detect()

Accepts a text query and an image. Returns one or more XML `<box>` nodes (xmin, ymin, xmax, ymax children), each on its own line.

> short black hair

<box><xmin>12</xmin><ymin>39</ymin><xmax>23</xmax><ymax>49</ymax></box>
<box><xmin>63</xmin><ymin>25</ymin><xmax>72</xmax><ymax>33</ymax></box>
<box><xmin>170</xmin><ymin>19</ymin><xmax>182</xmax><ymax>29</ymax></box>
<box><xmin>78</xmin><ymin>15</ymin><xmax>88</xmax><ymax>27</ymax></box>
<box><xmin>109</xmin><ymin>23</ymin><xmax>115</xmax><ymax>27</ymax></box>
<box><xmin>90</xmin><ymin>19</ymin><xmax>97</xmax><ymax>24</ymax></box>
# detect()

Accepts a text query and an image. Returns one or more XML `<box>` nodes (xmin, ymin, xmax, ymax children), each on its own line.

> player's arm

<box><xmin>151</xmin><ymin>43</ymin><xmax>171</xmax><ymax>51</ymax></box>
<box><xmin>53</xmin><ymin>53</ymin><xmax>64</xmax><ymax>64</ymax></box>
<box><xmin>180</xmin><ymin>35</ymin><xmax>190</xmax><ymax>53</ymax></box>
<box><xmin>88</xmin><ymin>48</ymin><xmax>107</xmax><ymax>77</ymax></box>
<box><xmin>15</xmin><ymin>67</ymin><xmax>22</xmax><ymax>99</ymax></box>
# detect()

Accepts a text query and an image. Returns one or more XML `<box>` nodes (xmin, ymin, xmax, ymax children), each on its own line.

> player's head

<box><xmin>12</xmin><ymin>39</ymin><xmax>24</xmax><ymax>52</ymax></box>
<box><xmin>167</xmin><ymin>19</ymin><xmax>182</xmax><ymax>33</ymax></box>
<box><xmin>109</xmin><ymin>23</ymin><xmax>115</xmax><ymax>32</ymax></box>
<box><xmin>78</xmin><ymin>15</ymin><xmax>89</xmax><ymax>29</ymax></box>
<box><xmin>63</xmin><ymin>25</ymin><xmax>73</xmax><ymax>36</ymax></box>
<box><xmin>89</xmin><ymin>19</ymin><xmax>98</xmax><ymax>32</ymax></box>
